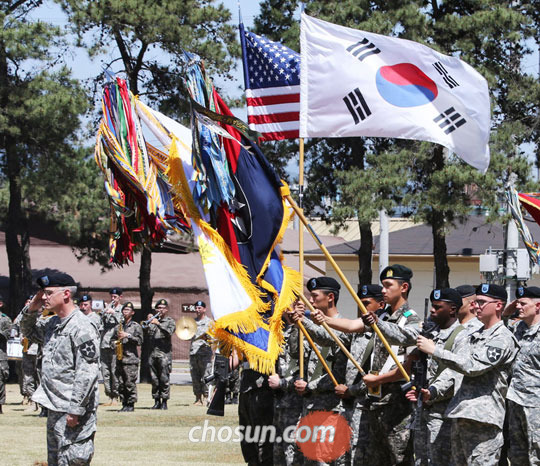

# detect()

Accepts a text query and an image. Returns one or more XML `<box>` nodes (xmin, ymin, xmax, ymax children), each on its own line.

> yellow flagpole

<box><xmin>286</xmin><ymin>194</ymin><xmax>410</xmax><ymax>382</ymax></box>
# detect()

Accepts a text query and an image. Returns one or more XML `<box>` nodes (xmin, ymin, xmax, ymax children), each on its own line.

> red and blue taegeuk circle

<box><xmin>375</xmin><ymin>63</ymin><xmax>438</xmax><ymax>107</ymax></box>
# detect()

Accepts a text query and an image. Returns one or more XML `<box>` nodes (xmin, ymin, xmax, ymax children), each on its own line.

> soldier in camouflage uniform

<box><xmin>190</xmin><ymin>300</ymin><xmax>213</xmax><ymax>405</ymax></box>
<box><xmin>293</xmin><ymin>277</ymin><xmax>349</xmax><ymax>466</ymax></box>
<box><xmin>0</xmin><ymin>294</ymin><xmax>11</xmax><ymax>414</ymax></box>
<box><xmin>112</xmin><ymin>302</ymin><xmax>143</xmax><ymax>412</ymax></box>
<box><xmin>504</xmin><ymin>286</ymin><xmax>540</xmax><ymax>465</ymax></box>
<box><xmin>21</xmin><ymin>273</ymin><xmax>100</xmax><ymax>465</ymax></box>
<box><xmin>79</xmin><ymin>294</ymin><xmax>103</xmax><ymax>335</ymax></box>
<box><xmin>145</xmin><ymin>298</ymin><xmax>176</xmax><ymax>410</ymax></box>
<box><xmin>100</xmin><ymin>287</ymin><xmax>123</xmax><ymax>404</ymax></box>
<box><xmin>417</xmin><ymin>283</ymin><xmax>519</xmax><ymax>466</ymax></box>
<box><xmin>269</xmin><ymin>304</ymin><xmax>312</xmax><ymax>465</ymax></box>
<box><xmin>368</xmin><ymin>288</ymin><xmax>468</xmax><ymax>466</ymax></box>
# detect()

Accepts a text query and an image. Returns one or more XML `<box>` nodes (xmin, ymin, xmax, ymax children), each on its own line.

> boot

<box><xmin>160</xmin><ymin>399</ymin><xmax>168</xmax><ymax>410</ymax></box>
<box><xmin>232</xmin><ymin>395</ymin><xmax>239</xmax><ymax>405</ymax></box>
<box><xmin>151</xmin><ymin>398</ymin><xmax>162</xmax><ymax>409</ymax></box>
<box><xmin>126</xmin><ymin>403</ymin><xmax>134</xmax><ymax>412</ymax></box>
<box><xmin>193</xmin><ymin>396</ymin><xmax>202</xmax><ymax>406</ymax></box>
<box><xmin>119</xmin><ymin>403</ymin><xmax>127</xmax><ymax>412</ymax></box>
<box><xmin>0</xmin><ymin>404</ymin><xmax>3</xmax><ymax>414</ymax></box>
<box><xmin>39</xmin><ymin>407</ymin><xmax>48</xmax><ymax>418</ymax></box>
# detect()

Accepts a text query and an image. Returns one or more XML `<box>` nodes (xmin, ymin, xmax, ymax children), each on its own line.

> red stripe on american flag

<box><xmin>248</xmin><ymin>112</ymin><xmax>300</xmax><ymax>125</ymax></box>
<box><xmin>259</xmin><ymin>130</ymin><xmax>300</xmax><ymax>141</ymax></box>
<box><xmin>247</xmin><ymin>93</ymin><xmax>300</xmax><ymax>106</ymax></box>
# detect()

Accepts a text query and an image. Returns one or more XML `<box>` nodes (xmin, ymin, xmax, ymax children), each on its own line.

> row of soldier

<box><xmin>237</xmin><ymin>264</ymin><xmax>539</xmax><ymax>466</ymax></box>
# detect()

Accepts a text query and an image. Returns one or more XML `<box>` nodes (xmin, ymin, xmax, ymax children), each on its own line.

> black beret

<box><xmin>122</xmin><ymin>302</ymin><xmax>134</xmax><ymax>310</ymax></box>
<box><xmin>36</xmin><ymin>273</ymin><xmax>76</xmax><ymax>289</ymax></box>
<box><xmin>476</xmin><ymin>283</ymin><xmax>507</xmax><ymax>301</ymax></box>
<box><xmin>156</xmin><ymin>299</ymin><xmax>168</xmax><ymax>307</ymax></box>
<box><xmin>430</xmin><ymin>288</ymin><xmax>463</xmax><ymax>309</ymax></box>
<box><xmin>195</xmin><ymin>300</ymin><xmax>206</xmax><ymax>308</ymax></box>
<box><xmin>80</xmin><ymin>294</ymin><xmax>92</xmax><ymax>302</ymax></box>
<box><xmin>380</xmin><ymin>264</ymin><xmax>413</xmax><ymax>282</ymax></box>
<box><xmin>516</xmin><ymin>286</ymin><xmax>540</xmax><ymax>299</ymax></box>
<box><xmin>307</xmin><ymin>277</ymin><xmax>341</xmax><ymax>293</ymax></box>
<box><xmin>359</xmin><ymin>284</ymin><xmax>383</xmax><ymax>299</ymax></box>
<box><xmin>109</xmin><ymin>288</ymin><xmax>123</xmax><ymax>295</ymax></box>
<box><xmin>456</xmin><ymin>285</ymin><xmax>476</xmax><ymax>298</ymax></box>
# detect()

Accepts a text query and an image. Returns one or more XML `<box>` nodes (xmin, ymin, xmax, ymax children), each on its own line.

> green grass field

<box><xmin>1</xmin><ymin>383</ymin><xmax>245</xmax><ymax>465</ymax></box>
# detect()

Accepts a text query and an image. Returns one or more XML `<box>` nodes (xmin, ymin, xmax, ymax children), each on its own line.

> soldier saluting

<box><xmin>145</xmin><ymin>299</ymin><xmax>176</xmax><ymax>410</ymax></box>
<box><xmin>21</xmin><ymin>273</ymin><xmax>100</xmax><ymax>465</ymax></box>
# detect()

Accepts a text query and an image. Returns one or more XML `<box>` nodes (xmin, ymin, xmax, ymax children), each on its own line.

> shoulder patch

<box><xmin>79</xmin><ymin>340</ymin><xmax>97</xmax><ymax>361</ymax></box>
<box><xmin>486</xmin><ymin>345</ymin><xmax>503</xmax><ymax>363</ymax></box>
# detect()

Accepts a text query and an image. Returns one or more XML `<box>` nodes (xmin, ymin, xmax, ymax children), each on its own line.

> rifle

<box><xmin>402</xmin><ymin>299</ymin><xmax>437</xmax><ymax>430</ymax></box>
<box><xmin>205</xmin><ymin>354</ymin><xmax>230</xmax><ymax>416</ymax></box>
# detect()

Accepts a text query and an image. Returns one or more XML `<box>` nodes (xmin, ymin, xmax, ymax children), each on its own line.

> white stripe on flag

<box><xmin>246</xmin><ymin>86</ymin><xmax>300</xmax><ymax>97</ymax></box>
<box><xmin>247</xmin><ymin>102</ymin><xmax>300</xmax><ymax>115</ymax></box>
<box><xmin>250</xmin><ymin>121</ymin><xmax>300</xmax><ymax>133</ymax></box>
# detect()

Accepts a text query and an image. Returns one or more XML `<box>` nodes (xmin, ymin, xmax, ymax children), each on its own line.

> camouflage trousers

<box><xmin>149</xmin><ymin>352</ymin><xmax>172</xmax><ymax>400</ymax></box>
<box><xmin>115</xmin><ymin>362</ymin><xmax>139</xmax><ymax>404</ymax></box>
<box><xmin>413</xmin><ymin>403</ymin><xmax>453</xmax><ymax>466</ymax></box>
<box><xmin>21</xmin><ymin>352</ymin><xmax>38</xmax><ymax>397</ymax></box>
<box><xmin>365</xmin><ymin>400</ymin><xmax>414</xmax><ymax>465</ymax></box>
<box><xmin>0</xmin><ymin>360</ymin><xmax>8</xmax><ymax>404</ymax></box>
<box><xmin>47</xmin><ymin>409</ymin><xmax>96</xmax><ymax>466</ymax></box>
<box><xmin>273</xmin><ymin>398</ymin><xmax>304</xmax><ymax>465</ymax></box>
<box><xmin>100</xmin><ymin>348</ymin><xmax>118</xmax><ymax>399</ymax></box>
<box><xmin>346</xmin><ymin>403</ymin><xmax>369</xmax><ymax>465</ymax></box>
<box><xmin>451</xmin><ymin>418</ymin><xmax>503</xmax><ymax>466</ymax></box>
<box><xmin>238</xmin><ymin>387</ymin><xmax>274</xmax><ymax>465</ymax></box>
<box><xmin>507</xmin><ymin>399</ymin><xmax>540</xmax><ymax>466</ymax></box>
<box><xmin>190</xmin><ymin>350</ymin><xmax>212</xmax><ymax>398</ymax></box>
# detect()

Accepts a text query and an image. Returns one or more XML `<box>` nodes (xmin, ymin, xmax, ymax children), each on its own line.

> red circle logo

<box><xmin>295</xmin><ymin>411</ymin><xmax>352</xmax><ymax>462</ymax></box>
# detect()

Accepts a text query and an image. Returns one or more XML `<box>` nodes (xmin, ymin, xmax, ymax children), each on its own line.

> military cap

<box><xmin>109</xmin><ymin>287</ymin><xmax>123</xmax><ymax>295</ymax></box>
<box><xmin>80</xmin><ymin>294</ymin><xmax>92</xmax><ymax>302</ymax></box>
<box><xmin>516</xmin><ymin>286</ymin><xmax>540</xmax><ymax>299</ymax></box>
<box><xmin>195</xmin><ymin>300</ymin><xmax>206</xmax><ymax>308</ymax></box>
<box><xmin>122</xmin><ymin>302</ymin><xmax>134</xmax><ymax>310</ymax></box>
<box><xmin>380</xmin><ymin>264</ymin><xmax>413</xmax><ymax>282</ymax></box>
<box><xmin>156</xmin><ymin>298</ymin><xmax>168</xmax><ymax>307</ymax></box>
<box><xmin>430</xmin><ymin>288</ymin><xmax>463</xmax><ymax>309</ymax></box>
<box><xmin>36</xmin><ymin>272</ymin><xmax>76</xmax><ymax>289</ymax></box>
<box><xmin>476</xmin><ymin>283</ymin><xmax>507</xmax><ymax>301</ymax></box>
<box><xmin>307</xmin><ymin>277</ymin><xmax>341</xmax><ymax>293</ymax></box>
<box><xmin>456</xmin><ymin>285</ymin><xmax>476</xmax><ymax>298</ymax></box>
<box><xmin>359</xmin><ymin>284</ymin><xmax>383</xmax><ymax>299</ymax></box>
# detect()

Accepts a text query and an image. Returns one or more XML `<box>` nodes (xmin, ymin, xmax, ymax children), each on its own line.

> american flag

<box><xmin>239</xmin><ymin>24</ymin><xmax>300</xmax><ymax>141</ymax></box>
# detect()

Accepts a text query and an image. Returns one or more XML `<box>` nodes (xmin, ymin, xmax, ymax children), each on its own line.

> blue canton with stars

<box><xmin>243</xmin><ymin>31</ymin><xmax>300</xmax><ymax>90</ymax></box>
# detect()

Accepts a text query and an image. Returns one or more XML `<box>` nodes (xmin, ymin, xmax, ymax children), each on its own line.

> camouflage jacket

<box><xmin>302</xmin><ymin>315</ymin><xmax>348</xmax><ymax>412</ymax></box>
<box><xmin>146</xmin><ymin>316</ymin><xmax>176</xmax><ymax>356</ymax></box>
<box><xmin>111</xmin><ymin>319</ymin><xmax>143</xmax><ymax>364</ymax></box>
<box><xmin>85</xmin><ymin>312</ymin><xmax>103</xmax><ymax>335</ymax></box>
<box><xmin>507</xmin><ymin>320</ymin><xmax>540</xmax><ymax>408</ymax></box>
<box><xmin>100</xmin><ymin>303</ymin><xmax>122</xmax><ymax>349</ymax></box>
<box><xmin>190</xmin><ymin>315</ymin><xmax>213</xmax><ymax>356</ymax></box>
<box><xmin>0</xmin><ymin>312</ymin><xmax>12</xmax><ymax>361</ymax></box>
<box><xmin>433</xmin><ymin>320</ymin><xmax>518</xmax><ymax>428</ymax></box>
<box><xmin>21</xmin><ymin>307</ymin><xmax>100</xmax><ymax>415</ymax></box>
<box><xmin>369</xmin><ymin>302</ymin><xmax>420</xmax><ymax>408</ymax></box>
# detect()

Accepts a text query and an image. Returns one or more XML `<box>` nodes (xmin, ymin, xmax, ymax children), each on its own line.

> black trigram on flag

<box><xmin>434</xmin><ymin>107</ymin><xmax>466</xmax><ymax>134</ymax></box>
<box><xmin>346</xmin><ymin>38</ymin><xmax>381</xmax><ymax>62</ymax></box>
<box><xmin>433</xmin><ymin>62</ymin><xmax>459</xmax><ymax>88</ymax></box>
<box><xmin>343</xmin><ymin>88</ymin><xmax>371</xmax><ymax>124</ymax></box>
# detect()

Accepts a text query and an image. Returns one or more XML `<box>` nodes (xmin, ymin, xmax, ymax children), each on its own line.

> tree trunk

<box><xmin>357</xmin><ymin>220</ymin><xmax>373</xmax><ymax>288</ymax></box>
<box><xmin>5</xmin><ymin>141</ymin><xmax>33</xmax><ymax>318</ymax></box>
<box><xmin>431</xmin><ymin>146</ymin><xmax>450</xmax><ymax>288</ymax></box>
<box><xmin>139</xmin><ymin>245</ymin><xmax>154</xmax><ymax>382</ymax></box>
